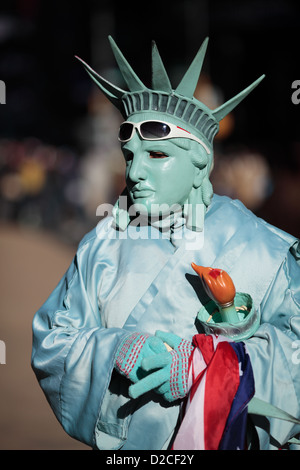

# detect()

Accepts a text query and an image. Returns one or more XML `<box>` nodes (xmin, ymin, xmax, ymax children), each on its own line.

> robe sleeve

<box><xmin>31</xmin><ymin>230</ymin><xmax>129</xmax><ymax>448</ymax></box>
<box><xmin>245</xmin><ymin>242</ymin><xmax>300</xmax><ymax>449</ymax></box>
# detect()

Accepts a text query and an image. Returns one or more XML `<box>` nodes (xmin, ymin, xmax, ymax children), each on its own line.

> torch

<box><xmin>191</xmin><ymin>263</ymin><xmax>240</xmax><ymax>324</ymax></box>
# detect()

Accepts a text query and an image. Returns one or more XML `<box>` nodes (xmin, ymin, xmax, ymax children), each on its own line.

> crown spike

<box><xmin>108</xmin><ymin>36</ymin><xmax>146</xmax><ymax>92</ymax></box>
<box><xmin>75</xmin><ymin>56</ymin><xmax>125</xmax><ymax>98</ymax></box>
<box><xmin>151</xmin><ymin>41</ymin><xmax>172</xmax><ymax>92</ymax></box>
<box><xmin>175</xmin><ymin>37</ymin><xmax>209</xmax><ymax>98</ymax></box>
<box><xmin>213</xmin><ymin>74</ymin><xmax>265</xmax><ymax>122</ymax></box>
<box><xmin>75</xmin><ymin>56</ymin><xmax>126</xmax><ymax>111</ymax></box>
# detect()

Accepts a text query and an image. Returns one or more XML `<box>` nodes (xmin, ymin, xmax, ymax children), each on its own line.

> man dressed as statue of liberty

<box><xmin>31</xmin><ymin>36</ymin><xmax>300</xmax><ymax>450</ymax></box>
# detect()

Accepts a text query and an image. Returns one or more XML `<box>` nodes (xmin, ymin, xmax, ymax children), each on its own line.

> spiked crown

<box><xmin>76</xmin><ymin>36</ymin><xmax>264</xmax><ymax>148</ymax></box>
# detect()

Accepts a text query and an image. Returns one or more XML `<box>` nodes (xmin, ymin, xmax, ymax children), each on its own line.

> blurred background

<box><xmin>0</xmin><ymin>0</ymin><xmax>299</xmax><ymax>450</ymax></box>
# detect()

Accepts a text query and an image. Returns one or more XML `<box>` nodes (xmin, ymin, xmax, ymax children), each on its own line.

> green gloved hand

<box><xmin>115</xmin><ymin>331</ymin><xmax>167</xmax><ymax>383</ymax></box>
<box><xmin>129</xmin><ymin>331</ymin><xmax>194</xmax><ymax>402</ymax></box>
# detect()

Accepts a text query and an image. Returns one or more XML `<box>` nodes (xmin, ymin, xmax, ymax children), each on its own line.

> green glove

<box><xmin>129</xmin><ymin>331</ymin><xmax>194</xmax><ymax>402</ymax></box>
<box><xmin>115</xmin><ymin>331</ymin><xmax>167</xmax><ymax>383</ymax></box>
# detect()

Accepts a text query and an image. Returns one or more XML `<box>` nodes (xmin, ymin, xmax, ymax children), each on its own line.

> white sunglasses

<box><xmin>118</xmin><ymin>120</ymin><xmax>211</xmax><ymax>154</ymax></box>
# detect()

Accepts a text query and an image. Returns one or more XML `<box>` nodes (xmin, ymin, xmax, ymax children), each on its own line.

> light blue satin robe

<box><xmin>31</xmin><ymin>194</ymin><xmax>300</xmax><ymax>450</ymax></box>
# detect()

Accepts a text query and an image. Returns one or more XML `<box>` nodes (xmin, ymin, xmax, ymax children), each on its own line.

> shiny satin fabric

<box><xmin>31</xmin><ymin>194</ymin><xmax>300</xmax><ymax>449</ymax></box>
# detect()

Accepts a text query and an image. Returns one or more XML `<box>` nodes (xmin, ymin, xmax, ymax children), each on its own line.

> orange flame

<box><xmin>191</xmin><ymin>263</ymin><xmax>236</xmax><ymax>307</ymax></box>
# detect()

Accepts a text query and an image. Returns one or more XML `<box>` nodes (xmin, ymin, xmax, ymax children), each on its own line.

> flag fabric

<box><xmin>172</xmin><ymin>334</ymin><xmax>255</xmax><ymax>450</ymax></box>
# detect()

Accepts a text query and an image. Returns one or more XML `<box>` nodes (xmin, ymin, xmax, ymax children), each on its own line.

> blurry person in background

<box><xmin>31</xmin><ymin>37</ymin><xmax>300</xmax><ymax>450</ymax></box>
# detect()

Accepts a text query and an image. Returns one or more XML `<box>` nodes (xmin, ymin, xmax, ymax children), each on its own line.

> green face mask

<box><xmin>120</xmin><ymin>112</ymin><xmax>208</xmax><ymax>217</ymax></box>
<box><xmin>123</xmin><ymin>135</ymin><xmax>195</xmax><ymax>215</ymax></box>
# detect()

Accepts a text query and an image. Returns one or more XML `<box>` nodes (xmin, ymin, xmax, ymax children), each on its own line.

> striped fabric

<box><xmin>172</xmin><ymin>334</ymin><xmax>255</xmax><ymax>450</ymax></box>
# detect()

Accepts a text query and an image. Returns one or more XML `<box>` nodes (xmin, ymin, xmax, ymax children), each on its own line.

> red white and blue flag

<box><xmin>172</xmin><ymin>334</ymin><xmax>255</xmax><ymax>450</ymax></box>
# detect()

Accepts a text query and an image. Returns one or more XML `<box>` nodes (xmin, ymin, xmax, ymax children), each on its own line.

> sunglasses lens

<box><xmin>119</xmin><ymin>123</ymin><xmax>134</xmax><ymax>141</ymax></box>
<box><xmin>140</xmin><ymin>121</ymin><xmax>171</xmax><ymax>139</ymax></box>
